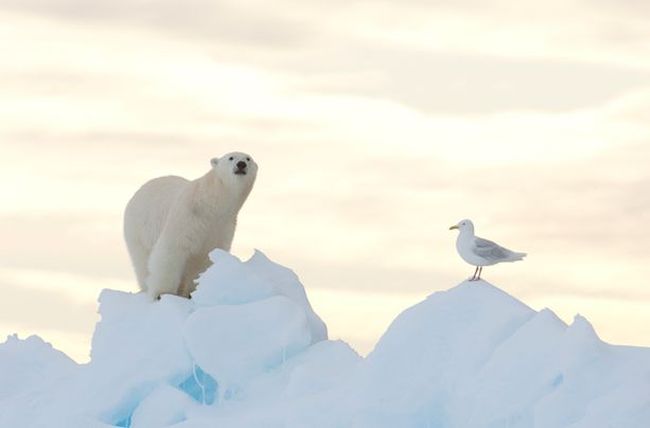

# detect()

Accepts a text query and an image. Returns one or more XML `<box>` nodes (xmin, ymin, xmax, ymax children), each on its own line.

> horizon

<box><xmin>1</xmin><ymin>0</ymin><xmax>650</xmax><ymax>362</ymax></box>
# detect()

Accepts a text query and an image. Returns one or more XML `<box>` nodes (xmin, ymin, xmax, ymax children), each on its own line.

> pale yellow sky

<box><xmin>1</xmin><ymin>1</ymin><xmax>649</xmax><ymax>362</ymax></box>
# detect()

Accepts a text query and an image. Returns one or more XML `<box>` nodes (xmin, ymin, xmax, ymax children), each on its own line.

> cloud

<box><xmin>286</xmin><ymin>47</ymin><xmax>650</xmax><ymax>114</ymax></box>
<box><xmin>0</xmin><ymin>214</ymin><xmax>134</xmax><ymax>279</ymax></box>
<box><xmin>0</xmin><ymin>278</ymin><xmax>97</xmax><ymax>334</ymax></box>
<box><xmin>1</xmin><ymin>0</ymin><xmax>316</xmax><ymax>48</ymax></box>
<box><xmin>4</xmin><ymin>0</ymin><xmax>650</xmax><ymax>71</ymax></box>
<box><xmin>2</xmin><ymin>0</ymin><xmax>650</xmax><ymax>356</ymax></box>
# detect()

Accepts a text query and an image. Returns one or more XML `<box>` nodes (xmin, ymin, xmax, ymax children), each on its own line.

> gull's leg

<box><xmin>477</xmin><ymin>266</ymin><xmax>483</xmax><ymax>280</ymax></box>
<box><xmin>470</xmin><ymin>266</ymin><xmax>479</xmax><ymax>281</ymax></box>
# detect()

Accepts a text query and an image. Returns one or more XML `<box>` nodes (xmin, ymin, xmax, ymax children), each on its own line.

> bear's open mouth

<box><xmin>234</xmin><ymin>170</ymin><xmax>247</xmax><ymax>175</ymax></box>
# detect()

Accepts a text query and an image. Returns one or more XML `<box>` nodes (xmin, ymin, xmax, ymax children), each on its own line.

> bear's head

<box><xmin>210</xmin><ymin>152</ymin><xmax>258</xmax><ymax>191</ymax></box>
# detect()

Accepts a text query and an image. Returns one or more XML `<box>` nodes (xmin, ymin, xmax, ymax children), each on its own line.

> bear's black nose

<box><xmin>236</xmin><ymin>161</ymin><xmax>247</xmax><ymax>170</ymax></box>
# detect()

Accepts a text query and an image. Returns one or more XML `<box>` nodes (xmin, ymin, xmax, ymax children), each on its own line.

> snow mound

<box><xmin>1</xmin><ymin>252</ymin><xmax>649</xmax><ymax>428</ymax></box>
<box><xmin>345</xmin><ymin>282</ymin><xmax>650</xmax><ymax>428</ymax></box>
<box><xmin>0</xmin><ymin>334</ymin><xmax>76</xmax><ymax>401</ymax></box>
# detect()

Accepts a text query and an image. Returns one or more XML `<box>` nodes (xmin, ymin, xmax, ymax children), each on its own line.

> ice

<box><xmin>191</xmin><ymin>250</ymin><xmax>274</xmax><ymax>306</ymax></box>
<box><xmin>184</xmin><ymin>295</ymin><xmax>312</xmax><ymax>385</ymax></box>
<box><xmin>1</xmin><ymin>251</ymin><xmax>649</xmax><ymax>427</ymax></box>
<box><xmin>0</xmin><ymin>334</ymin><xmax>76</xmax><ymax>400</ymax></box>
<box><xmin>192</xmin><ymin>250</ymin><xmax>327</xmax><ymax>342</ymax></box>
<box><xmin>130</xmin><ymin>385</ymin><xmax>196</xmax><ymax>428</ymax></box>
<box><xmin>283</xmin><ymin>340</ymin><xmax>360</xmax><ymax>398</ymax></box>
<box><xmin>88</xmin><ymin>290</ymin><xmax>195</xmax><ymax>425</ymax></box>
<box><xmin>350</xmin><ymin>281</ymin><xmax>536</xmax><ymax>426</ymax></box>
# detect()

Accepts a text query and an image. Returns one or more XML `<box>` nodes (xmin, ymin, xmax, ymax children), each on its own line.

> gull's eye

<box><xmin>229</xmin><ymin>156</ymin><xmax>234</xmax><ymax>161</ymax></box>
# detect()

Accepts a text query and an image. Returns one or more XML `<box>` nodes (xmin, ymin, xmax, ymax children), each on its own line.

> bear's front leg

<box><xmin>145</xmin><ymin>235</ymin><xmax>188</xmax><ymax>299</ymax></box>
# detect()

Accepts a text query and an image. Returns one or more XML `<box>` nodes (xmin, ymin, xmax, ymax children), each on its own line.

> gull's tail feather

<box><xmin>499</xmin><ymin>250</ymin><xmax>527</xmax><ymax>262</ymax></box>
<box><xmin>509</xmin><ymin>251</ymin><xmax>527</xmax><ymax>261</ymax></box>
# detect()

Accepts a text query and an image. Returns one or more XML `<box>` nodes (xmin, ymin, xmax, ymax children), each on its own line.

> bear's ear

<box><xmin>210</xmin><ymin>157</ymin><xmax>219</xmax><ymax>167</ymax></box>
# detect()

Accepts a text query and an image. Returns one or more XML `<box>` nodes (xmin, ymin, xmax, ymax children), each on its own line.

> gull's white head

<box><xmin>449</xmin><ymin>219</ymin><xmax>474</xmax><ymax>234</ymax></box>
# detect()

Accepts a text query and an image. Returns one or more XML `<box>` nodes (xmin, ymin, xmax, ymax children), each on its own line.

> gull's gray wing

<box><xmin>472</xmin><ymin>237</ymin><xmax>511</xmax><ymax>261</ymax></box>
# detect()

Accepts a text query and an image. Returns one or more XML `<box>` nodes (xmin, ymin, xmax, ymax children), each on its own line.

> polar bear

<box><xmin>123</xmin><ymin>152</ymin><xmax>258</xmax><ymax>299</ymax></box>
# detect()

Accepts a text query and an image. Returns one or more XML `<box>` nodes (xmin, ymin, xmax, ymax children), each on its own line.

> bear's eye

<box><xmin>246</xmin><ymin>157</ymin><xmax>250</xmax><ymax>161</ymax></box>
<box><xmin>228</xmin><ymin>156</ymin><xmax>234</xmax><ymax>161</ymax></box>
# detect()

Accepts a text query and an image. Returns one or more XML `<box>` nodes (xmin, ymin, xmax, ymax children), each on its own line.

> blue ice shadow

<box><xmin>178</xmin><ymin>365</ymin><xmax>218</xmax><ymax>405</ymax></box>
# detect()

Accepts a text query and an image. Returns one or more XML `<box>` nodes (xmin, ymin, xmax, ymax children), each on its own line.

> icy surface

<box><xmin>1</xmin><ymin>250</ymin><xmax>649</xmax><ymax>427</ymax></box>
<box><xmin>0</xmin><ymin>334</ymin><xmax>76</xmax><ymax>401</ymax></box>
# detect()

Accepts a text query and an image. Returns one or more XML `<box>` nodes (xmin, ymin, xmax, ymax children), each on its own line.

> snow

<box><xmin>129</xmin><ymin>385</ymin><xmax>196</xmax><ymax>428</ymax></box>
<box><xmin>0</xmin><ymin>334</ymin><xmax>76</xmax><ymax>401</ymax></box>
<box><xmin>184</xmin><ymin>295</ymin><xmax>312</xmax><ymax>385</ymax></box>
<box><xmin>1</xmin><ymin>249</ymin><xmax>649</xmax><ymax>428</ymax></box>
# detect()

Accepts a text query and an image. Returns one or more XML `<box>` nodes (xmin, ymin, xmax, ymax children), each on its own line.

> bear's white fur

<box><xmin>123</xmin><ymin>152</ymin><xmax>258</xmax><ymax>299</ymax></box>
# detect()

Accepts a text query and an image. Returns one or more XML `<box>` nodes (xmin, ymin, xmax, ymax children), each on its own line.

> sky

<box><xmin>1</xmin><ymin>0</ymin><xmax>649</xmax><ymax>362</ymax></box>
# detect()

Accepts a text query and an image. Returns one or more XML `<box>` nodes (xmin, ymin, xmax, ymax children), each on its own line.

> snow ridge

<box><xmin>1</xmin><ymin>250</ymin><xmax>649</xmax><ymax>428</ymax></box>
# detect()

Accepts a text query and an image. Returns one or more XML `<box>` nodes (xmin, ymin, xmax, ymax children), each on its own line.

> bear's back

<box><xmin>124</xmin><ymin>175</ymin><xmax>190</xmax><ymax>250</ymax></box>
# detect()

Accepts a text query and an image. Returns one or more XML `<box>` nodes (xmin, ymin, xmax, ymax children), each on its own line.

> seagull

<box><xmin>449</xmin><ymin>219</ymin><xmax>526</xmax><ymax>281</ymax></box>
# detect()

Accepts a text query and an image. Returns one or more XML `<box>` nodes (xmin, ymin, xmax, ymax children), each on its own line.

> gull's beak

<box><xmin>449</xmin><ymin>225</ymin><xmax>459</xmax><ymax>230</ymax></box>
